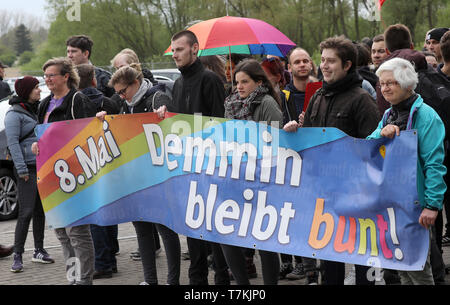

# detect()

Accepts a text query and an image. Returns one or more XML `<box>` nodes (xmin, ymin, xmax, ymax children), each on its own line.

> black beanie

<box><xmin>14</xmin><ymin>76</ymin><xmax>39</xmax><ymax>100</ymax></box>
<box><xmin>427</xmin><ymin>28</ymin><xmax>450</xmax><ymax>42</ymax></box>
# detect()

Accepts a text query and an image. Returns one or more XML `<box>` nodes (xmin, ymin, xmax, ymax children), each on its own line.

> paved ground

<box><xmin>0</xmin><ymin>219</ymin><xmax>449</xmax><ymax>286</ymax></box>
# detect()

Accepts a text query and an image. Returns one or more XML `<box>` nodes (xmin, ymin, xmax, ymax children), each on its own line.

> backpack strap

<box><xmin>71</xmin><ymin>91</ymin><xmax>79</xmax><ymax>120</ymax></box>
<box><xmin>18</xmin><ymin>127</ymin><xmax>36</xmax><ymax>142</ymax></box>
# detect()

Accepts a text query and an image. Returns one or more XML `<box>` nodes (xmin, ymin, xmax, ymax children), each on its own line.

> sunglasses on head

<box><xmin>263</xmin><ymin>57</ymin><xmax>279</xmax><ymax>63</ymax></box>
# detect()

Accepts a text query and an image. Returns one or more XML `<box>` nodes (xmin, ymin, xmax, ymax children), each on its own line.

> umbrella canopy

<box><xmin>164</xmin><ymin>16</ymin><xmax>296</xmax><ymax>57</ymax></box>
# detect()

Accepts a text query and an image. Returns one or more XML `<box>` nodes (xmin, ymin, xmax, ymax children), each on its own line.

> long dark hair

<box><xmin>200</xmin><ymin>55</ymin><xmax>226</xmax><ymax>83</ymax></box>
<box><xmin>234</xmin><ymin>59</ymin><xmax>281</xmax><ymax>107</ymax></box>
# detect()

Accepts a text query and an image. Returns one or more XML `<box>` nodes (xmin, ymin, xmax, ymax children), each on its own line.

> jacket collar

<box><xmin>179</xmin><ymin>58</ymin><xmax>203</xmax><ymax>78</ymax></box>
<box><xmin>383</xmin><ymin>94</ymin><xmax>423</xmax><ymax>130</ymax></box>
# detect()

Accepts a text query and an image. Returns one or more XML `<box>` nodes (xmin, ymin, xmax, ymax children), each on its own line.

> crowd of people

<box><xmin>0</xmin><ymin>23</ymin><xmax>449</xmax><ymax>285</ymax></box>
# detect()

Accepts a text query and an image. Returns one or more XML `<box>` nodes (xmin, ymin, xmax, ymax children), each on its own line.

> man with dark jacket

<box><xmin>437</xmin><ymin>30</ymin><xmax>450</xmax><ymax>82</ymax></box>
<box><xmin>283</xmin><ymin>48</ymin><xmax>318</xmax><ymax>124</ymax></box>
<box><xmin>279</xmin><ymin>47</ymin><xmax>319</xmax><ymax>280</ymax></box>
<box><xmin>436</xmin><ymin>30</ymin><xmax>450</xmax><ymax>249</ymax></box>
<box><xmin>0</xmin><ymin>61</ymin><xmax>12</xmax><ymax>100</ymax></box>
<box><xmin>66</xmin><ymin>35</ymin><xmax>115</xmax><ymax>98</ymax></box>
<box><xmin>155</xmin><ymin>30</ymin><xmax>228</xmax><ymax>286</ymax></box>
<box><xmin>426</xmin><ymin>27</ymin><xmax>450</xmax><ymax>65</ymax></box>
<box><xmin>166</xmin><ymin>33</ymin><xmax>225</xmax><ymax>117</ymax></box>
<box><xmin>303</xmin><ymin>36</ymin><xmax>380</xmax><ymax>285</ymax></box>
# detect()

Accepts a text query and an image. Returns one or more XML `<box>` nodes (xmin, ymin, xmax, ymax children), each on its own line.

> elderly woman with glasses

<box><xmin>39</xmin><ymin>57</ymin><xmax>89</xmax><ymax>123</ymax></box>
<box><xmin>32</xmin><ymin>57</ymin><xmax>94</xmax><ymax>285</ymax></box>
<box><xmin>367</xmin><ymin>57</ymin><xmax>446</xmax><ymax>285</ymax></box>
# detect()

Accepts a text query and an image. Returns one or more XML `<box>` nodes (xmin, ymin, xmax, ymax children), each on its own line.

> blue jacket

<box><xmin>368</xmin><ymin>94</ymin><xmax>447</xmax><ymax>210</ymax></box>
<box><xmin>5</xmin><ymin>102</ymin><xmax>38</xmax><ymax>176</ymax></box>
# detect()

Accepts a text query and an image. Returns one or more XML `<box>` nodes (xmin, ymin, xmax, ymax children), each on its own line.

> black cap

<box><xmin>427</xmin><ymin>27</ymin><xmax>450</xmax><ymax>42</ymax></box>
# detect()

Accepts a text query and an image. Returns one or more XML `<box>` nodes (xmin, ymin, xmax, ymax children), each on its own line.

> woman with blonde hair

<box><xmin>102</xmin><ymin>65</ymin><xmax>179</xmax><ymax>285</ymax></box>
<box><xmin>108</xmin><ymin>64</ymin><xmax>171</xmax><ymax>114</ymax></box>
<box><xmin>32</xmin><ymin>57</ymin><xmax>94</xmax><ymax>285</ymax></box>
<box><xmin>111</xmin><ymin>48</ymin><xmax>158</xmax><ymax>85</ymax></box>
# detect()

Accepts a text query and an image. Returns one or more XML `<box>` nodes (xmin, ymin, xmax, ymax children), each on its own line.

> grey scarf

<box><xmin>125</xmin><ymin>78</ymin><xmax>153</xmax><ymax>108</ymax></box>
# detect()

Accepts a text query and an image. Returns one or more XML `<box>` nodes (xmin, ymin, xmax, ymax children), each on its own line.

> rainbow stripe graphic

<box><xmin>36</xmin><ymin>113</ymin><xmax>428</xmax><ymax>271</ymax></box>
<box><xmin>36</xmin><ymin>112</ymin><xmax>346</xmax><ymax>229</ymax></box>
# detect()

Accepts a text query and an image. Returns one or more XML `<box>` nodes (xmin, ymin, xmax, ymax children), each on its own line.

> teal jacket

<box><xmin>367</xmin><ymin>94</ymin><xmax>447</xmax><ymax>210</ymax></box>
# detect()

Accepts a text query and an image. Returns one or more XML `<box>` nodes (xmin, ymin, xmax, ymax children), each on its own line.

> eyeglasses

<box><xmin>379</xmin><ymin>81</ymin><xmax>399</xmax><ymax>88</ymax></box>
<box><xmin>44</xmin><ymin>73</ymin><xmax>62</xmax><ymax>79</ymax></box>
<box><xmin>116</xmin><ymin>84</ymin><xmax>130</xmax><ymax>96</ymax></box>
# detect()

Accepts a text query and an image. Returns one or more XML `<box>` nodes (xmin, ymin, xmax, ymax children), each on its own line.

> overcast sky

<box><xmin>5</xmin><ymin>0</ymin><xmax>48</xmax><ymax>21</ymax></box>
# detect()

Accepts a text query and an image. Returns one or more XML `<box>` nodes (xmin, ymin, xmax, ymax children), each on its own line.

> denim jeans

<box><xmin>90</xmin><ymin>224</ymin><xmax>118</xmax><ymax>271</ymax></box>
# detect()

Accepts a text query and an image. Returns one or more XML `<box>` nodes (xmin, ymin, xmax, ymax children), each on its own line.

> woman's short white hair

<box><xmin>376</xmin><ymin>57</ymin><xmax>418</xmax><ymax>91</ymax></box>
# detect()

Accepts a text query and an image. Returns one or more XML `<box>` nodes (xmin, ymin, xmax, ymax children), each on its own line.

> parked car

<box><xmin>0</xmin><ymin>96</ymin><xmax>18</xmax><ymax>221</ymax></box>
<box><xmin>6</xmin><ymin>77</ymin><xmax>50</xmax><ymax>101</ymax></box>
<box><xmin>151</xmin><ymin>69</ymin><xmax>180</xmax><ymax>82</ymax></box>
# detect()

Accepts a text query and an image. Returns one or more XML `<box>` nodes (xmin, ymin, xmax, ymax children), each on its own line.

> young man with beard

<box><xmin>282</xmin><ymin>48</ymin><xmax>318</xmax><ymax>126</ymax></box>
<box><xmin>371</xmin><ymin>35</ymin><xmax>388</xmax><ymax>71</ymax></box>
<box><xmin>426</xmin><ymin>28</ymin><xmax>450</xmax><ymax>65</ymax></box>
<box><xmin>278</xmin><ymin>47</ymin><xmax>320</xmax><ymax>282</ymax></box>
<box><xmin>155</xmin><ymin>30</ymin><xmax>229</xmax><ymax>286</ymax></box>
<box><xmin>286</xmin><ymin>36</ymin><xmax>380</xmax><ymax>285</ymax></box>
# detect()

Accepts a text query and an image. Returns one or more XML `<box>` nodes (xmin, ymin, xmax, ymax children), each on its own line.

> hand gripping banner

<box><xmin>36</xmin><ymin>112</ymin><xmax>427</xmax><ymax>271</ymax></box>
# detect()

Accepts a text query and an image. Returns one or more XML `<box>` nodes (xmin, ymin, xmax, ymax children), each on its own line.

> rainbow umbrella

<box><xmin>164</xmin><ymin>16</ymin><xmax>296</xmax><ymax>57</ymax></box>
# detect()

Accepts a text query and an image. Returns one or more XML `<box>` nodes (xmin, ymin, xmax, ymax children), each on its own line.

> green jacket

<box><xmin>368</xmin><ymin>94</ymin><xmax>447</xmax><ymax>210</ymax></box>
<box><xmin>252</xmin><ymin>94</ymin><xmax>283</xmax><ymax>129</ymax></box>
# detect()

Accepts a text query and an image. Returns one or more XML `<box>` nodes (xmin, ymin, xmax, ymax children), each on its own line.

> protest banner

<box><xmin>36</xmin><ymin>112</ymin><xmax>427</xmax><ymax>271</ymax></box>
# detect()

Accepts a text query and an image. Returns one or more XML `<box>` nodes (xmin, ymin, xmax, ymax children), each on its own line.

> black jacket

<box><xmin>81</xmin><ymin>87</ymin><xmax>119</xmax><ymax>117</ymax></box>
<box><xmin>376</xmin><ymin>48</ymin><xmax>450</xmax><ymax>114</ymax></box>
<box><xmin>0</xmin><ymin>78</ymin><xmax>12</xmax><ymax>100</ymax></box>
<box><xmin>119</xmin><ymin>84</ymin><xmax>172</xmax><ymax>115</ymax></box>
<box><xmin>95</xmin><ymin>67</ymin><xmax>115</xmax><ymax>98</ymax></box>
<box><xmin>37</xmin><ymin>88</ymin><xmax>88</xmax><ymax>123</ymax></box>
<box><xmin>357</xmin><ymin>66</ymin><xmax>378</xmax><ymax>90</ymax></box>
<box><xmin>303</xmin><ymin>72</ymin><xmax>380</xmax><ymax>138</ymax></box>
<box><xmin>169</xmin><ymin>59</ymin><xmax>225</xmax><ymax>118</ymax></box>
<box><xmin>142</xmin><ymin>68</ymin><xmax>158</xmax><ymax>85</ymax></box>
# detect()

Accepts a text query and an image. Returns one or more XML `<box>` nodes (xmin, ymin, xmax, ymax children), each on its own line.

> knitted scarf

<box><xmin>224</xmin><ymin>85</ymin><xmax>269</xmax><ymax>120</ymax></box>
<box><xmin>385</xmin><ymin>93</ymin><xmax>417</xmax><ymax>131</ymax></box>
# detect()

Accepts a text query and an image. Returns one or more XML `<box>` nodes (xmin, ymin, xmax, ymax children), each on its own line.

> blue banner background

<box><xmin>59</xmin><ymin>121</ymin><xmax>427</xmax><ymax>271</ymax></box>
